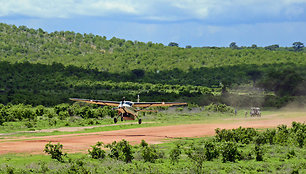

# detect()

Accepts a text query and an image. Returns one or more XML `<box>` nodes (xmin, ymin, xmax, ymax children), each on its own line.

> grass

<box><xmin>1</xmin><ymin>108</ymin><xmax>305</xmax><ymax>138</ymax></box>
<box><xmin>0</xmin><ymin>135</ymin><xmax>305</xmax><ymax>173</ymax></box>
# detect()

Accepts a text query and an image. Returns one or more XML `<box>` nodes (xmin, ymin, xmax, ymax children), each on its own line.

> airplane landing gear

<box><xmin>138</xmin><ymin>119</ymin><xmax>142</xmax><ymax>124</ymax></box>
<box><xmin>114</xmin><ymin>118</ymin><xmax>117</xmax><ymax>124</ymax></box>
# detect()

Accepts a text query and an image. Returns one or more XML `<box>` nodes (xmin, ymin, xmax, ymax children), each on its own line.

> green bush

<box><xmin>68</xmin><ymin>159</ymin><xmax>90</xmax><ymax>174</ymax></box>
<box><xmin>275</xmin><ymin>125</ymin><xmax>289</xmax><ymax>145</ymax></box>
<box><xmin>262</xmin><ymin>129</ymin><xmax>276</xmax><ymax>145</ymax></box>
<box><xmin>185</xmin><ymin>142</ymin><xmax>206</xmax><ymax>173</ymax></box>
<box><xmin>205</xmin><ymin>103</ymin><xmax>234</xmax><ymax>113</ymax></box>
<box><xmin>254</xmin><ymin>144</ymin><xmax>264</xmax><ymax>161</ymax></box>
<box><xmin>106</xmin><ymin>139</ymin><xmax>134</xmax><ymax>163</ymax></box>
<box><xmin>169</xmin><ymin>144</ymin><xmax>182</xmax><ymax>164</ymax></box>
<box><xmin>43</xmin><ymin>142</ymin><xmax>66</xmax><ymax>162</ymax></box>
<box><xmin>88</xmin><ymin>141</ymin><xmax>106</xmax><ymax>159</ymax></box>
<box><xmin>141</xmin><ymin>145</ymin><xmax>159</xmax><ymax>163</ymax></box>
<box><xmin>220</xmin><ymin>142</ymin><xmax>240</xmax><ymax>163</ymax></box>
<box><xmin>204</xmin><ymin>141</ymin><xmax>219</xmax><ymax>161</ymax></box>
<box><xmin>215</xmin><ymin>127</ymin><xmax>257</xmax><ymax>144</ymax></box>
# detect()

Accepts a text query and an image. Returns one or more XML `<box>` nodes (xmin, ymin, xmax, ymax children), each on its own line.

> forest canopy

<box><xmin>0</xmin><ymin>23</ymin><xmax>305</xmax><ymax>107</ymax></box>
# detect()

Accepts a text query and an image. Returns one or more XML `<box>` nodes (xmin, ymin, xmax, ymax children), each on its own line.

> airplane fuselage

<box><xmin>117</xmin><ymin>101</ymin><xmax>138</xmax><ymax>120</ymax></box>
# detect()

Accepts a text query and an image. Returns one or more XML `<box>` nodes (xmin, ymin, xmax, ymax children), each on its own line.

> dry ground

<box><xmin>0</xmin><ymin>111</ymin><xmax>305</xmax><ymax>155</ymax></box>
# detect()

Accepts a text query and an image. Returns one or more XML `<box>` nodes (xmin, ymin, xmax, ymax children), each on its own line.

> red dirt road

<box><xmin>0</xmin><ymin>114</ymin><xmax>305</xmax><ymax>155</ymax></box>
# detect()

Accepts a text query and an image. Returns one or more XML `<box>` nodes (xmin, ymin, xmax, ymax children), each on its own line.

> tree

<box><xmin>106</xmin><ymin>139</ymin><xmax>134</xmax><ymax>163</ymax></box>
<box><xmin>229</xmin><ymin>42</ymin><xmax>238</xmax><ymax>49</ymax></box>
<box><xmin>44</xmin><ymin>142</ymin><xmax>66</xmax><ymax>162</ymax></box>
<box><xmin>168</xmin><ymin>42</ymin><xmax>179</xmax><ymax>47</ymax></box>
<box><xmin>88</xmin><ymin>141</ymin><xmax>106</xmax><ymax>159</ymax></box>
<box><xmin>258</xmin><ymin>68</ymin><xmax>303</xmax><ymax>97</ymax></box>
<box><xmin>131</xmin><ymin>69</ymin><xmax>145</xmax><ymax>78</ymax></box>
<box><xmin>247</xmin><ymin>69</ymin><xmax>262</xmax><ymax>87</ymax></box>
<box><xmin>292</xmin><ymin>42</ymin><xmax>304</xmax><ymax>52</ymax></box>
<box><xmin>265</xmin><ymin>44</ymin><xmax>279</xmax><ymax>51</ymax></box>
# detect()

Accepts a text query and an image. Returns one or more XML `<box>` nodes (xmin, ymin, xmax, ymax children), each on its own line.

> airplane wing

<box><xmin>133</xmin><ymin>102</ymin><xmax>187</xmax><ymax>108</ymax></box>
<box><xmin>69</xmin><ymin>98</ymin><xmax>120</xmax><ymax>107</ymax></box>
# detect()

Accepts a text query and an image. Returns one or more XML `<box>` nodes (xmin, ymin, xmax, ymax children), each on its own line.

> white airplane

<box><xmin>70</xmin><ymin>97</ymin><xmax>187</xmax><ymax>124</ymax></box>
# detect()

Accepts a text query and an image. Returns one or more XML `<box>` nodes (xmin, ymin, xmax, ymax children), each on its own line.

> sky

<box><xmin>0</xmin><ymin>0</ymin><xmax>306</xmax><ymax>47</ymax></box>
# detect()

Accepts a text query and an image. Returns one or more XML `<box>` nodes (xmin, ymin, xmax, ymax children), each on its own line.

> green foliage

<box><xmin>204</xmin><ymin>141</ymin><xmax>219</xmax><ymax>161</ymax></box>
<box><xmin>254</xmin><ymin>144</ymin><xmax>264</xmax><ymax>161</ymax></box>
<box><xmin>205</xmin><ymin>103</ymin><xmax>234</xmax><ymax>113</ymax></box>
<box><xmin>293</xmin><ymin>42</ymin><xmax>304</xmax><ymax>52</ymax></box>
<box><xmin>286</xmin><ymin>149</ymin><xmax>296</xmax><ymax>159</ymax></box>
<box><xmin>261</xmin><ymin>129</ymin><xmax>276</xmax><ymax>145</ymax></box>
<box><xmin>43</xmin><ymin>142</ymin><xmax>66</xmax><ymax>162</ymax></box>
<box><xmin>220</xmin><ymin>142</ymin><xmax>240</xmax><ymax>163</ymax></box>
<box><xmin>106</xmin><ymin>139</ymin><xmax>134</xmax><ymax>163</ymax></box>
<box><xmin>0</xmin><ymin>23</ymin><xmax>305</xmax><ymax>108</ymax></box>
<box><xmin>258</xmin><ymin>68</ymin><xmax>304</xmax><ymax>97</ymax></box>
<box><xmin>1</xmin><ymin>123</ymin><xmax>306</xmax><ymax>173</ymax></box>
<box><xmin>215</xmin><ymin>127</ymin><xmax>257</xmax><ymax>144</ymax></box>
<box><xmin>141</xmin><ymin>145</ymin><xmax>159</xmax><ymax>163</ymax></box>
<box><xmin>169</xmin><ymin>144</ymin><xmax>182</xmax><ymax>164</ymax></box>
<box><xmin>290</xmin><ymin>121</ymin><xmax>306</xmax><ymax>148</ymax></box>
<box><xmin>185</xmin><ymin>142</ymin><xmax>206</xmax><ymax>173</ymax></box>
<box><xmin>275</xmin><ymin>125</ymin><xmax>289</xmax><ymax>145</ymax></box>
<box><xmin>67</xmin><ymin>159</ymin><xmax>90</xmax><ymax>174</ymax></box>
<box><xmin>88</xmin><ymin>142</ymin><xmax>106</xmax><ymax>159</ymax></box>
<box><xmin>140</xmin><ymin>139</ymin><xmax>148</xmax><ymax>147</ymax></box>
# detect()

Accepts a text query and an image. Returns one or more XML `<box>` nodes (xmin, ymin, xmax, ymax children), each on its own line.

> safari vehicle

<box><xmin>250</xmin><ymin>107</ymin><xmax>261</xmax><ymax>117</ymax></box>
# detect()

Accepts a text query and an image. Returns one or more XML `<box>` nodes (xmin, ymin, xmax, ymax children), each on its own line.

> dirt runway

<box><xmin>0</xmin><ymin>114</ymin><xmax>305</xmax><ymax>155</ymax></box>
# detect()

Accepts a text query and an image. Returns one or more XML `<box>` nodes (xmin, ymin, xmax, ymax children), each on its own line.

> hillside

<box><xmin>0</xmin><ymin>23</ymin><xmax>305</xmax><ymax>106</ymax></box>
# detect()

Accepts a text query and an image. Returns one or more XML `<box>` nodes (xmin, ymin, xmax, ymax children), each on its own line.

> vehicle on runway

<box><xmin>250</xmin><ymin>107</ymin><xmax>261</xmax><ymax>117</ymax></box>
<box><xmin>70</xmin><ymin>97</ymin><xmax>187</xmax><ymax>124</ymax></box>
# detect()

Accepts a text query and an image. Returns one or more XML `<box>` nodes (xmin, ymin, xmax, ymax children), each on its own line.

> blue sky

<box><xmin>0</xmin><ymin>0</ymin><xmax>306</xmax><ymax>47</ymax></box>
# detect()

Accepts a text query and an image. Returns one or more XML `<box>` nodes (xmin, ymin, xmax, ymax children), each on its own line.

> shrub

<box><xmin>106</xmin><ymin>139</ymin><xmax>134</xmax><ymax>163</ymax></box>
<box><xmin>296</xmin><ymin>129</ymin><xmax>305</xmax><ymax>148</ymax></box>
<box><xmin>88</xmin><ymin>141</ymin><xmax>106</xmax><ymax>159</ymax></box>
<box><xmin>141</xmin><ymin>145</ymin><xmax>159</xmax><ymax>163</ymax></box>
<box><xmin>204</xmin><ymin>141</ymin><xmax>219</xmax><ymax>161</ymax></box>
<box><xmin>170</xmin><ymin>144</ymin><xmax>182</xmax><ymax>164</ymax></box>
<box><xmin>44</xmin><ymin>142</ymin><xmax>66</xmax><ymax>162</ymax></box>
<box><xmin>68</xmin><ymin>159</ymin><xmax>90</xmax><ymax>174</ymax></box>
<box><xmin>290</xmin><ymin>122</ymin><xmax>305</xmax><ymax>148</ymax></box>
<box><xmin>205</xmin><ymin>103</ymin><xmax>234</xmax><ymax>113</ymax></box>
<box><xmin>25</xmin><ymin>121</ymin><xmax>34</xmax><ymax>128</ymax></box>
<box><xmin>140</xmin><ymin>139</ymin><xmax>148</xmax><ymax>147</ymax></box>
<box><xmin>275</xmin><ymin>125</ymin><xmax>289</xmax><ymax>145</ymax></box>
<box><xmin>220</xmin><ymin>142</ymin><xmax>240</xmax><ymax>163</ymax></box>
<box><xmin>185</xmin><ymin>143</ymin><xmax>206</xmax><ymax>173</ymax></box>
<box><xmin>254</xmin><ymin>144</ymin><xmax>264</xmax><ymax>161</ymax></box>
<box><xmin>286</xmin><ymin>149</ymin><xmax>296</xmax><ymax>159</ymax></box>
<box><xmin>215</xmin><ymin>127</ymin><xmax>257</xmax><ymax>144</ymax></box>
<box><xmin>262</xmin><ymin>129</ymin><xmax>276</xmax><ymax>145</ymax></box>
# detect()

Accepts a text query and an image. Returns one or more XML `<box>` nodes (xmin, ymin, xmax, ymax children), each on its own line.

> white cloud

<box><xmin>0</xmin><ymin>0</ymin><xmax>305</xmax><ymax>23</ymax></box>
<box><xmin>0</xmin><ymin>0</ymin><xmax>140</xmax><ymax>18</ymax></box>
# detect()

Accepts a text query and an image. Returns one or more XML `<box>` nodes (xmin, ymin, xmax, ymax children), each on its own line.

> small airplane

<box><xmin>70</xmin><ymin>97</ymin><xmax>187</xmax><ymax>124</ymax></box>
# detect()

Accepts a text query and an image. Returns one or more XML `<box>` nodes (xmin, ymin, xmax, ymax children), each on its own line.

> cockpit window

<box><xmin>125</xmin><ymin>102</ymin><xmax>132</xmax><ymax>106</ymax></box>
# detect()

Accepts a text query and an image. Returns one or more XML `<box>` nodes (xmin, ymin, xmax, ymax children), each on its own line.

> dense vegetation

<box><xmin>0</xmin><ymin>22</ymin><xmax>306</xmax><ymax>107</ymax></box>
<box><xmin>1</xmin><ymin>122</ymin><xmax>305</xmax><ymax>173</ymax></box>
<box><xmin>0</xmin><ymin>103</ymin><xmax>116</xmax><ymax>130</ymax></box>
